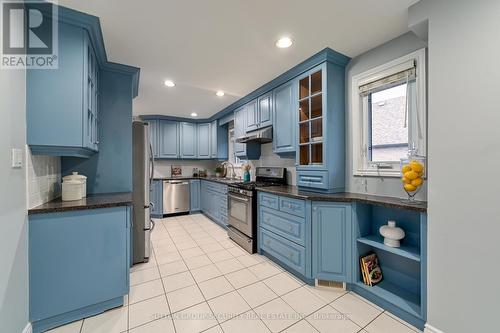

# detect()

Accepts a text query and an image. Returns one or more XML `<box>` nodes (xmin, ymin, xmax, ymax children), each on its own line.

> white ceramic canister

<box><xmin>62</xmin><ymin>172</ymin><xmax>87</xmax><ymax>198</ymax></box>
<box><xmin>62</xmin><ymin>179</ymin><xmax>84</xmax><ymax>201</ymax></box>
<box><xmin>379</xmin><ymin>220</ymin><xmax>405</xmax><ymax>248</ymax></box>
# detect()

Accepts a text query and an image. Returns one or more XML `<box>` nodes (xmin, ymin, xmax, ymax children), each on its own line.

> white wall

<box><xmin>0</xmin><ymin>70</ymin><xmax>29</xmax><ymax>331</ymax></box>
<box><xmin>345</xmin><ymin>32</ymin><xmax>428</xmax><ymax>200</ymax></box>
<box><xmin>410</xmin><ymin>1</ymin><xmax>500</xmax><ymax>332</ymax></box>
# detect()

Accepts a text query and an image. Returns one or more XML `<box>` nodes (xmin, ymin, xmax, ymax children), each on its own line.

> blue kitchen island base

<box><xmin>31</xmin><ymin>297</ymin><xmax>123</xmax><ymax>333</ymax></box>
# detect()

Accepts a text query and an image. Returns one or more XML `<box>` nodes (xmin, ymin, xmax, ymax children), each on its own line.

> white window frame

<box><xmin>352</xmin><ymin>48</ymin><xmax>427</xmax><ymax>177</ymax></box>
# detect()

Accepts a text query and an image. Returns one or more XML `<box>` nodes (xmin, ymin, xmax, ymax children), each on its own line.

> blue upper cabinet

<box><xmin>158</xmin><ymin>120</ymin><xmax>179</xmax><ymax>158</ymax></box>
<box><xmin>312</xmin><ymin>202</ymin><xmax>352</xmax><ymax>282</ymax></box>
<box><xmin>234</xmin><ymin>107</ymin><xmax>246</xmax><ymax>156</ymax></box>
<box><xmin>296</xmin><ymin>62</ymin><xmax>347</xmax><ymax>192</ymax></box>
<box><xmin>27</xmin><ymin>7</ymin><xmax>139</xmax><ymax>159</ymax></box>
<box><xmin>273</xmin><ymin>81</ymin><xmax>297</xmax><ymax>154</ymax></box>
<box><xmin>210</xmin><ymin>120</ymin><xmax>218</xmax><ymax>159</ymax></box>
<box><xmin>27</xmin><ymin>23</ymin><xmax>99</xmax><ymax>158</ymax></box>
<box><xmin>179</xmin><ymin>122</ymin><xmax>197</xmax><ymax>158</ymax></box>
<box><xmin>197</xmin><ymin>123</ymin><xmax>211</xmax><ymax>158</ymax></box>
<box><xmin>258</xmin><ymin>92</ymin><xmax>273</xmax><ymax>128</ymax></box>
<box><xmin>145</xmin><ymin>120</ymin><xmax>159</xmax><ymax>158</ymax></box>
<box><xmin>245</xmin><ymin>99</ymin><xmax>259</xmax><ymax>132</ymax></box>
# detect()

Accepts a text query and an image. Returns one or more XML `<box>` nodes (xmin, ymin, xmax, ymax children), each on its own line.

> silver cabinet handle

<box><xmin>288</xmin><ymin>225</ymin><xmax>293</xmax><ymax>231</ymax></box>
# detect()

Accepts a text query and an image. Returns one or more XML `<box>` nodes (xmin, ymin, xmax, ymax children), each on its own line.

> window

<box><xmin>352</xmin><ymin>49</ymin><xmax>426</xmax><ymax>177</ymax></box>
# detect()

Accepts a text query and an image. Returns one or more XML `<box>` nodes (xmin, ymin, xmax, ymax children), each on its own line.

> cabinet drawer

<box><xmin>259</xmin><ymin>228</ymin><xmax>306</xmax><ymax>276</ymax></box>
<box><xmin>297</xmin><ymin>170</ymin><xmax>329</xmax><ymax>190</ymax></box>
<box><xmin>279</xmin><ymin>196</ymin><xmax>306</xmax><ymax>218</ymax></box>
<box><xmin>260</xmin><ymin>207</ymin><xmax>305</xmax><ymax>246</ymax></box>
<box><xmin>259</xmin><ymin>193</ymin><xmax>279</xmax><ymax>210</ymax></box>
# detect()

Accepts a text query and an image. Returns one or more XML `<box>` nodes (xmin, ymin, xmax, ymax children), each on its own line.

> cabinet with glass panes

<box><xmin>296</xmin><ymin>61</ymin><xmax>347</xmax><ymax>192</ymax></box>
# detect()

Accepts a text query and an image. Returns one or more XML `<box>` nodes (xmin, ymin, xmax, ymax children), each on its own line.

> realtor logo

<box><xmin>1</xmin><ymin>0</ymin><xmax>58</xmax><ymax>69</ymax></box>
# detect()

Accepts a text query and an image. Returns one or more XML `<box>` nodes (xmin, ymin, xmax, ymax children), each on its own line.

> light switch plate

<box><xmin>11</xmin><ymin>148</ymin><xmax>22</xmax><ymax>168</ymax></box>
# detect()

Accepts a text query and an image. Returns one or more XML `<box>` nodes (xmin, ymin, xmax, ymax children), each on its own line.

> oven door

<box><xmin>228</xmin><ymin>192</ymin><xmax>253</xmax><ymax>237</ymax></box>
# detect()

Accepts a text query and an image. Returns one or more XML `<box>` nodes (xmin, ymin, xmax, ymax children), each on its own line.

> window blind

<box><xmin>359</xmin><ymin>60</ymin><xmax>416</xmax><ymax>95</ymax></box>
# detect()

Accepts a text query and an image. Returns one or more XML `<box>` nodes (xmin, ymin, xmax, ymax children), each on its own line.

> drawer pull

<box><xmin>265</xmin><ymin>240</ymin><xmax>270</xmax><ymax>246</ymax></box>
<box><xmin>288</xmin><ymin>252</ymin><xmax>293</xmax><ymax>259</ymax></box>
<box><xmin>288</xmin><ymin>225</ymin><xmax>293</xmax><ymax>231</ymax></box>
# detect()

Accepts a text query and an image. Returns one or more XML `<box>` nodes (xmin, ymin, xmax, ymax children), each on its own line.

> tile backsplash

<box><xmin>26</xmin><ymin>146</ymin><xmax>61</xmax><ymax>208</ymax></box>
<box><xmin>153</xmin><ymin>159</ymin><xmax>219</xmax><ymax>178</ymax></box>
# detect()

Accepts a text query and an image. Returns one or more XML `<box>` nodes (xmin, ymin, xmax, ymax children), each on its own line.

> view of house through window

<box><xmin>369</xmin><ymin>83</ymin><xmax>409</xmax><ymax>162</ymax></box>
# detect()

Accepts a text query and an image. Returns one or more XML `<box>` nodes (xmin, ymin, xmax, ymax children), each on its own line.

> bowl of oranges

<box><xmin>400</xmin><ymin>155</ymin><xmax>425</xmax><ymax>201</ymax></box>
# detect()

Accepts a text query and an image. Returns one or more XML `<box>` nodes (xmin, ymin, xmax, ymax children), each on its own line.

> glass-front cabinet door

<box><xmin>298</xmin><ymin>68</ymin><xmax>324</xmax><ymax>166</ymax></box>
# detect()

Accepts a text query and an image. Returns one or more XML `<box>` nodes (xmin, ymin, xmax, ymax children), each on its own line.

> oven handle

<box><xmin>228</xmin><ymin>193</ymin><xmax>250</xmax><ymax>202</ymax></box>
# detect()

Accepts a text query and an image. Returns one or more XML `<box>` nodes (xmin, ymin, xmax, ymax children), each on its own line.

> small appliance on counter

<box><xmin>61</xmin><ymin>172</ymin><xmax>87</xmax><ymax>201</ymax></box>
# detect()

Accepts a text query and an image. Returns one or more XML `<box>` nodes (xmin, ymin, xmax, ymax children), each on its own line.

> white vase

<box><xmin>379</xmin><ymin>220</ymin><xmax>405</xmax><ymax>248</ymax></box>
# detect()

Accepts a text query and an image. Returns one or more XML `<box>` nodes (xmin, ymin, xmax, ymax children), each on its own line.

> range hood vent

<box><xmin>236</xmin><ymin>126</ymin><xmax>273</xmax><ymax>144</ymax></box>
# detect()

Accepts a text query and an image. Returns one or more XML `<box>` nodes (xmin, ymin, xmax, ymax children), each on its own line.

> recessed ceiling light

<box><xmin>190</xmin><ymin>112</ymin><xmax>198</xmax><ymax>117</ymax></box>
<box><xmin>164</xmin><ymin>80</ymin><xmax>175</xmax><ymax>87</ymax></box>
<box><xmin>275</xmin><ymin>37</ymin><xmax>293</xmax><ymax>48</ymax></box>
<box><xmin>216</xmin><ymin>91</ymin><xmax>225</xmax><ymax>97</ymax></box>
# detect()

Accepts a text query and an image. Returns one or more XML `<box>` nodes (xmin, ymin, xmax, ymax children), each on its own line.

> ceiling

<box><xmin>58</xmin><ymin>0</ymin><xmax>418</xmax><ymax>119</ymax></box>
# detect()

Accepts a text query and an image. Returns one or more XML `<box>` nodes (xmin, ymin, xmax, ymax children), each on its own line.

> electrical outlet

<box><xmin>11</xmin><ymin>148</ymin><xmax>22</xmax><ymax>168</ymax></box>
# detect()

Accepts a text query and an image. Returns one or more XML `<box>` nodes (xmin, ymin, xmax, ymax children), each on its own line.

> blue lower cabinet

<box><xmin>200</xmin><ymin>180</ymin><xmax>227</xmax><ymax>227</ymax></box>
<box><xmin>257</xmin><ymin>192</ymin><xmax>312</xmax><ymax>282</ymax></box>
<box><xmin>29</xmin><ymin>206</ymin><xmax>131</xmax><ymax>333</ymax></box>
<box><xmin>151</xmin><ymin>180</ymin><xmax>163</xmax><ymax>217</ymax></box>
<box><xmin>190</xmin><ymin>180</ymin><xmax>201</xmax><ymax>212</ymax></box>
<box><xmin>260</xmin><ymin>228</ymin><xmax>307</xmax><ymax>276</ymax></box>
<box><xmin>312</xmin><ymin>202</ymin><xmax>352</xmax><ymax>282</ymax></box>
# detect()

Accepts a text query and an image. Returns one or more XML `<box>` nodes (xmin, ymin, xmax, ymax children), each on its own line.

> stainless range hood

<box><xmin>236</xmin><ymin>126</ymin><xmax>272</xmax><ymax>144</ymax></box>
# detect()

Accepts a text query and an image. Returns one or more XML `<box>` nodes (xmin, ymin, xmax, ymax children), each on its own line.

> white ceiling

<box><xmin>58</xmin><ymin>0</ymin><xmax>418</xmax><ymax>119</ymax></box>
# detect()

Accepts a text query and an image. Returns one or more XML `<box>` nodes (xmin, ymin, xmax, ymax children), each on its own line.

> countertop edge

<box><xmin>28</xmin><ymin>192</ymin><xmax>133</xmax><ymax>215</ymax></box>
<box><xmin>256</xmin><ymin>187</ymin><xmax>427</xmax><ymax>213</ymax></box>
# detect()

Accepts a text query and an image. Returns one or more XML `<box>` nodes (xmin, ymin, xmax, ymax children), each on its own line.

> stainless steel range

<box><xmin>227</xmin><ymin>167</ymin><xmax>287</xmax><ymax>253</ymax></box>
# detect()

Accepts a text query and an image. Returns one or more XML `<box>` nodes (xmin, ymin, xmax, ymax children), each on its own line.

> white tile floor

<box><xmin>47</xmin><ymin>213</ymin><xmax>422</xmax><ymax>333</ymax></box>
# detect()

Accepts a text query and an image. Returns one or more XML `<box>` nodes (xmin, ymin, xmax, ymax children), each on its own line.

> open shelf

<box><xmin>357</xmin><ymin>235</ymin><xmax>420</xmax><ymax>262</ymax></box>
<box><xmin>355</xmin><ymin>280</ymin><xmax>421</xmax><ymax>318</ymax></box>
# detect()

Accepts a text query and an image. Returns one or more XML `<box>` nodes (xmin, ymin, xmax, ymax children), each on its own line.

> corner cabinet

<box><xmin>27</xmin><ymin>23</ymin><xmax>100</xmax><ymax>158</ymax></box>
<box><xmin>158</xmin><ymin>120</ymin><xmax>179</xmax><ymax>158</ymax></box>
<box><xmin>312</xmin><ymin>202</ymin><xmax>352</xmax><ymax>282</ymax></box>
<box><xmin>296</xmin><ymin>62</ymin><xmax>347</xmax><ymax>192</ymax></box>
<box><xmin>190</xmin><ymin>180</ymin><xmax>201</xmax><ymax>212</ymax></box>
<box><xmin>273</xmin><ymin>81</ymin><xmax>297</xmax><ymax>154</ymax></box>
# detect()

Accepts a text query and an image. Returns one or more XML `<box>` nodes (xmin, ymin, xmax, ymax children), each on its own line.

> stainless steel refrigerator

<box><xmin>132</xmin><ymin>121</ymin><xmax>155</xmax><ymax>263</ymax></box>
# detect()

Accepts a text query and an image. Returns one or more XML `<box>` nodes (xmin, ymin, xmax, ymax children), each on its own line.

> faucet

<box><xmin>221</xmin><ymin>161</ymin><xmax>237</xmax><ymax>179</ymax></box>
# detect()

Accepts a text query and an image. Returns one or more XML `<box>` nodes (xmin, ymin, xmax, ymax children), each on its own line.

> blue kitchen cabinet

<box><xmin>257</xmin><ymin>192</ymin><xmax>312</xmax><ymax>283</ymax></box>
<box><xmin>197</xmin><ymin>123</ymin><xmax>211</xmax><ymax>158</ymax></box>
<box><xmin>296</xmin><ymin>62</ymin><xmax>348</xmax><ymax>193</ymax></box>
<box><xmin>159</xmin><ymin>120</ymin><xmax>179</xmax><ymax>158</ymax></box>
<box><xmin>27</xmin><ymin>22</ymin><xmax>100</xmax><ymax>158</ymax></box>
<box><xmin>180</xmin><ymin>122</ymin><xmax>197</xmax><ymax>158</ymax></box>
<box><xmin>234</xmin><ymin>106</ymin><xmax>261</xmax><ymax>160</ymax></box>
<box><xmin>273</xmin><ymin>81</ymin><xmax>297</xmax><ymax>154</ymax></box>
<box><xmin>245</xmin><ymin>99</ymin><xmax>259</xmax><ymax>132</ymax></box>
<box><xmin>190</xmin><ymin>180</ymin><xmax>201</xmax><ymax>212</ymax></box>
<box><xmin>210</xmin><ymin>120</ymin><xmax>218</xmax><ymax>158</ymax></box>
<box><xmin>151</xmin><ymin>180</ymin><xmax>163</xmax><ymax>217</ymax></box>
<box><xmin>29</xmin><ymin>206</ymin><xmax>131</xmax><ymax>333</ymax></box>
<box><xmin>145</xmin><ymin>120</ymin><xmax>159</xmax><ymax>158</ymax></box>
<box><xmin>200</xmin><ymin>180</ymin><xmax>228</xmax><ymax>227</ymax></box>
<box><xmin>258</xmin><ymin>92</ymin><xmax>273</xmax><ymax>128</ymax></box>
<box><xmin>312</xmin><ymin>202</ymin><xmax>352</xmax><ymax>282</ymax></box>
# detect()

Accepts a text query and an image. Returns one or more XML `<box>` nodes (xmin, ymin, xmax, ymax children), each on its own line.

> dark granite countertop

<box><xmin>256</xmin><ymin>186</ymin><xmax>427</xmax><ymax>212</ymax></box>
<box><xmin>28</xmin><ymin>192</ymin><xmax>133</xmax><ymax>215</ymax></box>
<box><xmin>153</xmin><ymin>176</ymin><xmax>242</xmax><ymax>186</ymax></box>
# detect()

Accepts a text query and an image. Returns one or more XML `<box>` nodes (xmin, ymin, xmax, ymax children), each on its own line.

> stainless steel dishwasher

<box><xmin>163</xmin><ymin>180</ymin><xmax>190</xmax><ymax>214</ymax></box>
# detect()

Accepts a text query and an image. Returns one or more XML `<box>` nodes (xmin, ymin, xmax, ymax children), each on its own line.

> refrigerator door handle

<box><xmin>149</xmin><ymin>219</ymin><xmax>156</xmax><ymax>232</ymax></box>
<box><xmin>149</xmin><ymin>143</ymin><xmax>155</xmax><ymax>186</ymax></box>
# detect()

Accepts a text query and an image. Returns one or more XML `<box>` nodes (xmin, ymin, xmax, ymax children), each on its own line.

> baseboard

<box><xmin>424</xmin><ymin>323</ymin><xmax>445</xmax><ymax>333</ymax></box>
<box><xmin>22</xmin><ymin>323</ymin><xmax>32</xmax><ymax>333</ymax></box>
